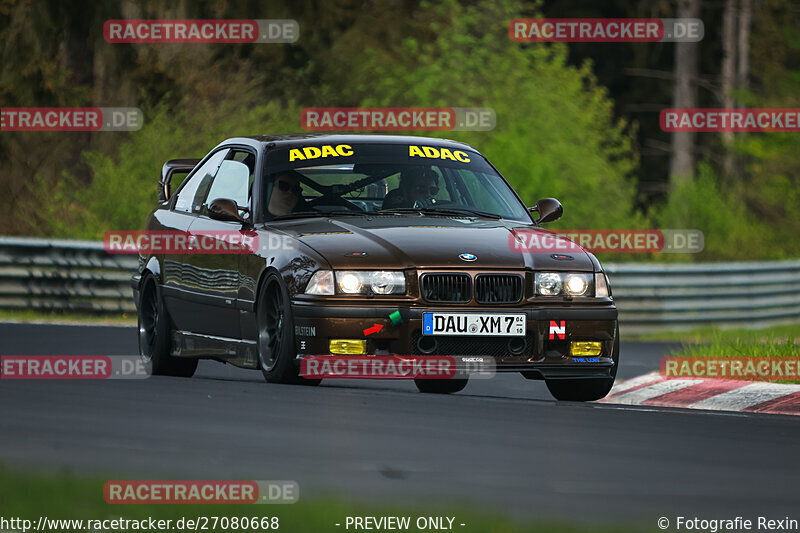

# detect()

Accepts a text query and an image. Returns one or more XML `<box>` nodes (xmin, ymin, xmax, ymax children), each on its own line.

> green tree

<box><xmin>349</xmin><ymin>0</ymin><xmax>642</xmax><ymax>230</ymax></box>
<box><xmin>40</xmin><ymin>96</ymin><xmax>300</xmax><ymax>238</ymax></box>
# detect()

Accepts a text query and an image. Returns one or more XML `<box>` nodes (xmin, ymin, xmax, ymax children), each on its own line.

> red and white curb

<box><xmin>598</xmin><ymin>371</ymin><xmax>800</xmax><ymax>415</ymax></box>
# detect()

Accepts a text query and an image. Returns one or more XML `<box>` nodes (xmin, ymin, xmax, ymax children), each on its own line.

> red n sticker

<box><xmin>549</xmin><ymin>320</ymin><xmax>565</xmax><ymax>340</ymax></box>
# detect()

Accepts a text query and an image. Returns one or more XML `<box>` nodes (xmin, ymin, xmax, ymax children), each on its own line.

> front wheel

<box><xmin>414</xmin><ymin>378</ymin><xmax>468</xmax><ymax>394</ymax></box>
<box><xmin>545</xmin><ymin>377</ymin><xmax>615</xmax><ymax>402</ymax></box>
<box><xmin>257</xmin><ymin>272</ymin><xmax>320</xmax><ymax>386</ymax></box>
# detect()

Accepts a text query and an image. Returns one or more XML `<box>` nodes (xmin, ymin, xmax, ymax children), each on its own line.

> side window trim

<box><xmin>170</xmin><ymin>147</ymin><xmax>230</xmax><ymax>212</ymax></box>
<box><xmin>196</xmin><ymin>147</ymin><xmax>258</xmax><ymax>220</ymax></box>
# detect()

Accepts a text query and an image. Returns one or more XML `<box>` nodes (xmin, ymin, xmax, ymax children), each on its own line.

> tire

<box><xmin>545</xmin><ymin>323</ymin><xmax>620</xmax><ymax>402</ymax></box>
<box><xmin>138</xmin><ymin>274</ymin><xmax>197</xmax><ymax>378</ymax></box>
<box><xmin>414</xmin><ymin>377</ymin><xmax>468</xmax><ymax>394</ymax></box>
<box><xmin>257</xmin><ymin>272</ymin><xmax>321</xmax><ymax>386</ymax></box>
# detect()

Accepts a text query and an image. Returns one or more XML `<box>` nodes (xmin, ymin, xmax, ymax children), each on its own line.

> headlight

<box><xmin>535</xmin><ymin>272</ymin><xmax>596</xmax><ymax>297</ymax></box>
<box><xmin>338</xmin><ymin>272</ymin><xmax>363</xmax><ymax>293</ymax></box>
<box><xmin>564</xmin><ymin>273</ymin><xmax>590</xmax><ymax>296</ymax></box>
<box><xmin>306</xmin><ymin>270</ymin><xmax>335</xmax><ymax>295</ymax></box>
<box><xmin>335</xmin><ymin>271</ymin><xmax>406</xmax><ymax>295</ymax></box>
<box><xmin>370</xmin><ymin>271</ymin><xmax>405</xmax><ymax>295</ymax></box>
<box><xmin>536</xmin><ymin>272</ymin><xmax>562</xmax><ymax>296</ymax></box>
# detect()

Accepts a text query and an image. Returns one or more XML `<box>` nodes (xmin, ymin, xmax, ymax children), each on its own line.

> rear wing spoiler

<box><xmin>158</xmin><ymin>158</ymin><xmax>201</xmax><ymax>202</ymax></box>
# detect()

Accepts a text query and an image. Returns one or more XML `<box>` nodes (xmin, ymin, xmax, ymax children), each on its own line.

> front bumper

<box><xmin>291</xmin><ymin>302</ymin><xmax>617</xmax><ymax>380</ymax></box>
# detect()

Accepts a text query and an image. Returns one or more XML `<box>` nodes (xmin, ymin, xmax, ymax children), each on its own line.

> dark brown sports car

<box><xmin>132</xmin><ymin>134</ymin><xmax>619</xmax><ymax>400</ymax></box>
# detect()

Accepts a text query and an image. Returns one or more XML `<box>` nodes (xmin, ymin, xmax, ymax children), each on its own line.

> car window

<box><xmin>380</xmin><ymin>167</ymin><xmax>451</xmax><ymax>202</ymax></box>
<box><xmin>262</xmin><ymin>143</ymin><xmax>530</xmax><ymax>221</ymax></box>
<box><xmin>452</xmin><ymin>168</ymin><xmax>507</xmax><ymax>213</ymax></box>
<box><xmin>202</xmin><ymin>160</ymin><xmax>250</xmax><ymax>214</ymax></box>
<box><xmin>174</xmin><ymin>149</ymin><xmax>229</xmax><ymax>213</ymax></box>
<box><xmin>231</xmin><ymin>150</ymin><xmax>257</xmax><ymax>192</ymax></box>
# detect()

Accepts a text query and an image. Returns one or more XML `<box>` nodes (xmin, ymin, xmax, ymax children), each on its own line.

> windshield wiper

<box><xmin>377</xmin><ymin>207</ymin><xmax>502</xmax><ymax>219</ymax></box>
<box><xmin>269</xmin><ymin>210</ymin><xmax>369</xmax><ymax>220</ymax></box>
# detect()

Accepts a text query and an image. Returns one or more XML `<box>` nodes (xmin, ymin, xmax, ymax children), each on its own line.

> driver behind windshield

<box><xmin>381</xmin><ymin>166</ymin><xmax>439</xmax><ymax>209</ymax></box>
<box><xmin>266</xmin><ymin>171</ymin><xmax>309</xmax><ymax>217</ymax></box>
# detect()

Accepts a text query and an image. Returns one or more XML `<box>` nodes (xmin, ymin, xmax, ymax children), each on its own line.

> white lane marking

<box><xmin>598</xmin><ymin>406</ymin><xmax>663</xmax><ymax>413</ymax></box>
<box><xmin>689</xmin><ymin>382</ymin><xmax>800</xmax><ymax>411</ymax></box>
<box><xmin>590</xmin><ymin>402</ymin><xmax>752</xmax><ymax>418</ymax></box>
<box><xmin>607</xmin><ymin>378</ymin><xmax>700</xmax><ymax>405</ymax></box>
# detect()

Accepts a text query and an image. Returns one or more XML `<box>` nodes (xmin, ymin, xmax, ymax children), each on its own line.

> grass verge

<box><xmin>662</xmin><ymin>327</ymin><xmax>800</xmax><ymax>384</ymax></box>
<box><xmin>0</xmin><ymin>466</ymin><xmax>641</xmax><ymax>533</ymax></box>
<box><xmin>622</xmin><ymin>324</ymin><xmax>800</xmax><ymax>344</ymax></box>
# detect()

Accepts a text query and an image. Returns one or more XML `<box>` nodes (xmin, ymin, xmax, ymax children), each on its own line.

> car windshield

<box><xmin>262</xmin><ymin>142</ymin><xmax>532</xmax><ymax>222</ymax></box>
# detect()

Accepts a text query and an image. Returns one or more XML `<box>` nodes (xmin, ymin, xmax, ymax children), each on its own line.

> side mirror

<box><xmin>528</xmin><ymin>198</ymin><xmax>563</xmax><ymax>224</ymax></box>
<box><xmin>208</xmin><ymin>198</ymin><xmax>246</xmax><ymax>223</ymax></box>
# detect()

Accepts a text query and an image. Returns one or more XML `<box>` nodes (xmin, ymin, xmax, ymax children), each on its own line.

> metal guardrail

<box><xmin>1</xmin><ymin>237</ymin><xmax>798</xmax><ymax>332</ymax></box>
<box><xmin>605</xmin><ymin>260</ymin><xmax>800</xmax><ymax>333</ymax></box>
<box><xmin>0</xmin><ymin>237</ymin><xmax>138</xmax><ymax>313</ymax></box>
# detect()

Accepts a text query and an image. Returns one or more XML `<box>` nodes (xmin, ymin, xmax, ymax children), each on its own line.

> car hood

<box><xmin>270</xmin><ymin>215</ymin><xmax>595</xmax><ymax>271</ymax></box>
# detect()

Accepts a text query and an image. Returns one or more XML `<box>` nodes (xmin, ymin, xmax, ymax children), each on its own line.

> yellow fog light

<box><xmin>570</xmin><ymin>341</ymin><xmax>602</xmax><ymax>356</ymax></box>
<box><xmin>329</xmin><ymin>339</ymin><xmax>367</xmax><ymax>355</ymax></box>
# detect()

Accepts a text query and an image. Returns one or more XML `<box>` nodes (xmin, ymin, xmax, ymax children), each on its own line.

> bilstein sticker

<box><xmin>409</xmin><ymin>145</ymin><xmax>470</xmax><ymax>163</ymax></box>
<box><xmin>289</xmin><ymin>144</ymin><xmax>353</xmax><ymax>162</ymax></box>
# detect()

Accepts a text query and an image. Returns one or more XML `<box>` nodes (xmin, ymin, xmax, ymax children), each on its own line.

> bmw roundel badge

<box><xmin>459</xmin><ymin>253</ymin><xmax>477</xmax><ymax>262</ymax></box>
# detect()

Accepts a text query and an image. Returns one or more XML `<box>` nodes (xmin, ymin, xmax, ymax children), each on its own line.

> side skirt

<box><xmin>170</xmin><ymin>330</ymin><xmax>258</xmax><ymax>369</ymax></box>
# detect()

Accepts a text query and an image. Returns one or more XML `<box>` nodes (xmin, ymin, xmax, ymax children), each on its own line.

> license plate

<box><xmin>422</xmin><ymin>313</ymin><xmax>526</xmax><ymax>336</ymax></box>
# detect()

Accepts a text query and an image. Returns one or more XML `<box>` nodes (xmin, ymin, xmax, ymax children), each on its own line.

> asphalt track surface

<box><xmin>1</xmin><ymin>323</ymin><xmax>799</xmax><ymax>526</ymax></box>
